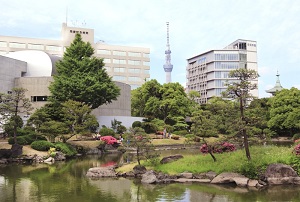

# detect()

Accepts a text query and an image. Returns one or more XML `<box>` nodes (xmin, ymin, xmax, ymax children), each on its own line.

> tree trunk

<box><xmin>240</xmin><ymin>97</ymin><xmax>251</xmax><ymax>160</ymax></box>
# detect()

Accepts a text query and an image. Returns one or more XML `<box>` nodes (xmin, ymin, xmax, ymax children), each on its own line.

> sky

<box><xmin>0</xmin><ymin>0</ymin><xmax>299</xmax><ymax>98</ymax></box>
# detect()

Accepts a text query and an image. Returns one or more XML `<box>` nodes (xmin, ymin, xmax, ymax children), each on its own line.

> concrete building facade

<box><xmin>186</xmin><ymin>39</ymin><xmax>258</xmax><ymax>104</ymax></box>
<box><xmin>0</xmin><ymin>23</ymin><xmax>150</xmax><ymax>90</ymax></box>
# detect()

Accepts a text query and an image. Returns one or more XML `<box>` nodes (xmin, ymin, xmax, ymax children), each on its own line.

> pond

<box><xmin>1</xmin><ymin>151</ymin><xmax>300</xmax><ymax>202</ymax></box>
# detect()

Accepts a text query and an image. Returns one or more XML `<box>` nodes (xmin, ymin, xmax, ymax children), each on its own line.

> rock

<box><xmin>54</xmin><ymin>152</ymin><xmax>66</xmax><ymax>161</ymax></box>
<box><xmin>0</xmin><ymin>159</ymin><xmax>8</xmax><ymax>164</ymax></box>
<box><xmin>124</xmin><ymin>171</ymin><xmax>135</xmax><ymax>177</ymax></box>
<box><xmin>180</xmin><ymin>172</ymin><xmax>193</xmax><ymax>179</ymax></box>
<box><xmin>264</xmin><ymin>163</ymin><xmax>299</xmax><ymax>185</ymax></box>
<box><xmin>44</xmin><ymin>157</ymin><xmax>55</xmax><ymax>163</ymax></box>
<box><xmin>0</xmin><ymin>149</ymin><xmax>12</xmax><ymax>158</ymax></box>
<box><xmin>175</xmin><ymin>178</ymin><xmax>211</xmax><ymax>183</ymax></box>
<box><xmin>160</xmin><ymin>154</ymin><xmax>183</xmax><ymax>164</ymax></box>
<box><xmin>264</xmin><ymin>163</ymin><xmax>298</xmax><ymax>178</ymax></box>
<box><xmin>133</xmin><ymin>165</ymin><xmax>147</xmax><ymax>175</ymax></box>
<box><xmin>194</xmin><ymin>171</ymin><xmax>217</xmax><ymax>180</ymax></box>
<box><xmin>248</xmin><ymin>179</ymin><xmax>259</xmax><ymax>187</ymax></box>
<box><xmin>141</xmin><ymin>170</ymin><xmax>158</xmax><ymax>184</ymax></box>
<box><xmin>86</xmin><ymin>167</ymin><xmax>116</xmax><ymax>178</ymax></box>
<box><xmin>11</xmin><ymin>144</ymin><xmax>23</xmax><ymax>157</ymax></box>
<box><xmin>211</xmin><ymin>172</ymin><xmax>249</xmax><ymax>187</ymax></box>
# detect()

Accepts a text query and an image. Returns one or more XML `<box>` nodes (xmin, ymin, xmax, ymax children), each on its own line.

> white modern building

<box><xmin>186</xmin><ymin>39</ymin><xmax>258</xmax><ymax>104</ymax></box>
<box><xmin>0</xmin><ymin>23</ymin><xmax>150</xmax><ymax>90</ymax></box>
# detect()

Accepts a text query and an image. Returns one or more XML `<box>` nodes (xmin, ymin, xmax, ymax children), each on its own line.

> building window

<box><xmin>144</xmin><ymin>69</ymin><xmax>149</xmax><ymax>74</ymax></box>
<box><xmin>113</xmin><ymin>75</ymin><xmax>126</xmax><ymax>81</ymax></box>
<box><xmin>46</xmin><ymin>45</ymin><xmax>62</xmax><ymax>51</ymax></box>
<box><xmin>113</xmin><ymin>50</ymin><xmax>126</xmax><ymax>56</ymax></box>
<box><xmin>103</xmin><ymin>58</ymin><xmax>111</xmax><ymax>64</ymax></box>
<box><xmin>128</xmin><ymin>76</ymin><xmax>141</xmax><ymax>82</ymax></box>
<box><xmin>215</xmin><ymin>54</ymin><xmax>238</xmax><ymax>61</ymax></box>
<box><xmin>28</xmin><ymin>44</ymin><xmax>44</xmax><ymax>50</ymax></box>
<box><xmin>31</xmin><ymin>96</ymin><xmax>48</xmax><ymax>102</ymax></box>
<box><xmin>113</xmin><ymin>59</ymin><xmax>126</xmax><ymax>64</ymax></box>
<box><xmin>128</xmin><ymin>60</ymin><xmax>140</xmax><ymax>65</ymax></box>
<box><xmin>128</xmin><ymin>68</ymin><xmax>141</xmax><ymax>74</ymax></box>
<box><xmin>104</xmin><ymin>66</ymin><xmax>111</xmax><ymax>72</ymax></box>
<box><xmin>143</xmin><ymin>61</ymin><xmax>150</xmax><ymax>66</ymax></box>
<box><xmin>114</xmin><ymin>67</ymin><xmax>125</xmax><ymax>73</ymax></box>
<box><xmin>9</xmin><ymin>42</ymin><xmax>26</xmax><ymax>48</ymax></box>
<box><xmin>215</xmin><ymin>62</ymin><xmax>239</xmax><ymax>69</ymax></box>
<box><xmin>0</xmin><ymin>41</ymin><xmax>7</xmax><ymax>47</ymax></box>
<box><xmin>97</xmin><ymin>49</ymin><xmax>111</xmax><ymax>55</ymax></box>
<box><xmin>239</xmin><ymin>54</ymin><xmax>247</xmax><ymax>61</ymax></box>
<box><xmin>215</xmin><ymin>72</ymin><xmax>221</xmax><ymax>78</ymax></box>
<box><xmin>128</xmin><ymin>52</ymin><xmax>141</xmax><ymax>57</ymax></box>
<box><xmin>143</xmin><ymin>53</ymin><xmax>149</xmax><ymax>58</ymax></box>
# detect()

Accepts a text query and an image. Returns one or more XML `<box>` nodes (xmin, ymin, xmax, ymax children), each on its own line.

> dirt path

<box><xmin>0</xmin><ymin>141</ymin><xmax>48</xmax><ymax>157</ymax></box>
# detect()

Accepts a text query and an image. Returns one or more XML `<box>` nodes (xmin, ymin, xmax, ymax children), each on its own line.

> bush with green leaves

<box><xmin>54</xmin><ymin>142</ymin><xmax>77</xmax><ymax>157</ymax></box>
<box><xmin>293</xmin><ymin>133</ymin><xmax>300</xmax><ymax>141</ymax></box>
<box><xmin>8</xmin><ymin>136</ymin><xmax>28</xmax><ymax>145</ymax></box>
<box><xmin>31</xmin><ymin>140</ymin><xmax>54</xmax><ymax>151</ymax></box>
<box><xmin>132</xmin><ymin>121</ymin><xmax>142</xmax><ymax>128</ymax></box>
<box><xmin>141</xmin><ymin>122</ymin><xmax>157</xmax><ymax>133</ymax></box>
<box><xmin>99</xmin><ymin>127</ymin><xmax>115</xmax><ymax>137</ymax></box>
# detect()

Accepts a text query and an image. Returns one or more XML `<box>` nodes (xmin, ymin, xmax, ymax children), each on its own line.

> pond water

<box><xmin>1</xmin><ymin>151</ymin><xmax>300</xmax><ymax>202</ymax></box>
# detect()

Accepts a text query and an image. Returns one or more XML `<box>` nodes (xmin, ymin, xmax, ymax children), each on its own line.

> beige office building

<box><xmin>0</xmin><ymin>23</ymin><xmax>150</xmax><ymax>89</ymax></box>
<box><xmin>186</xmin><ymin>39</ymin><xmax>258</xmax><ymax>104</ymax></box>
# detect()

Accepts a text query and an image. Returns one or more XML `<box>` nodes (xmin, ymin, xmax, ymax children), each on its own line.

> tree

<box><xmin>0</xmin><ymin>88</ymin><xmax>33</xmax><ymax>144</ymax></box>
<box><xmin>62</xmin><ymin>100</ymin><xmax>99</xmax><ymax>135</ymax></box>
<box><xmin>126</xmin><ymin>127</ymin><xmax>155</xmax><ymax>165</ymax></box>
<box><xmin>223</xmin><ymin>68</ymin><xmax>259</xmax><ymax>160</ymax></box>
<box><xmin>49</xmin><ymin>33</ymin><xmax>120</xmax><ymax>109</ymax></box>
<box><xmin>268</xmin><ymin>88</ymin><xmax>300</xmax><ymax>136</ymax></box>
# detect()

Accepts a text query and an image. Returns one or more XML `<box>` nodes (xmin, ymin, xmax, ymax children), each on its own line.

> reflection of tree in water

<box><xmin>131</xmin><ymin>180</ymin><xmax>186</xmax><ymax>202</ymax></box>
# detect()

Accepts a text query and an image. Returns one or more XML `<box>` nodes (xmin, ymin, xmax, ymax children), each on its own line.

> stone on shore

<box><xmin>211</xmin><ymin>172</ymin><xmax>249</xmax><ymax>187</ymax></box>
<box><xmin>160</xmin><ymin>154</ymin><xmax>183</xmax><ymax>164</ymax></box>
<box><xmin>141</xmin><ymin>170</ymin><xmax>158</xmax><ymax>184</ymax></box>
<box><xmin>264</xmin><ymin>163</ymin><xmax>299</xmax><ymax>185</ymax></box>
<box><xmin>86</xmin><ymin>167</ymin><xmax>117</xmax><ymax>178</ymax></box>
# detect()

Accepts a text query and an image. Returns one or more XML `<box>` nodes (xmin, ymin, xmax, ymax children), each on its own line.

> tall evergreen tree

<box><xmin>49</xmin><ymin>34</ymin><xmax>120</xmax><ymax>109</ymax></box>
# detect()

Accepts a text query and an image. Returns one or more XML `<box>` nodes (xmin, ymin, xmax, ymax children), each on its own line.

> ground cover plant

<box><xmin>146</xmin><ymin>146</ymin><xmax>295</xmax><ymax>178</ymax></box>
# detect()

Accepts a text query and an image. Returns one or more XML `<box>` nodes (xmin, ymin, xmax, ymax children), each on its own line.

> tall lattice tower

<box><xmin>163</xmin><ymin>22</ymin><xmax>173</xmax><ymax>83</ymax></box>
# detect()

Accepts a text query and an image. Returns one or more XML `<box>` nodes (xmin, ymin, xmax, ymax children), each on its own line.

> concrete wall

<box><xmin>0</xmin><ymin>55</ymin><xmax>27</xmax><ymax>94</ymax></box>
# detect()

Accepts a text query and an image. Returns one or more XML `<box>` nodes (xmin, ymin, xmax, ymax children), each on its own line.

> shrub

<box><xmin>200</xmin><ymin>142</ymin><xmax>236</xmax><ymax>154</ymax></box>
<box><xmin>132</xmin><ymin>121</ymin><xmax>142</xmax><ymax>128</ymax></box>
<box><xmin>99</xmin><ymin>127</ymin><xmax>115</xmax><ymax>137</ymax></box>
<box><xmin>293</xmin><ymin>133</ymin><xmax>300</xmax><ymax>142</ymax></box>
<box><xmin>294</xmin><ymin>144</ymin><xmax>300</xmax><ymax>155</ymax></box>
<box><xmin>171</xmin><ymin>135</ymin><xmax>180</xmax><ymax>140</ymax></box>
<box><xmin>8</xmin><ymin>136</ymin><xmax>28</xmax><ymax>145</ymax></box>
<box><xmin>31</xmin><ymin>140</ymin><xmax>54</xmax><ymax>151</ymax></box>
<box><xmin>100</xmin><ymin>136</ymin><xmax>118</xmax><ymax>145</ymax></box>
<box><xmin>240</xmin><ymin>161</ymin><xmax>258</xmax><ymax>179</ymax></box>
<box><xmin>172</xmin><ymin>130</ymin><xmax>188</xmax><ymax>136</ymax></box>
<box><xmin>54</xmin><ymin>142</ymin><xmax>77</xmax><ymax>157</ymax></box>
<box><xmin>141</xmin><ymin>122</ymin><xmax>157</xmax><ymax>133</ymax></box>
<box><xmin>24</xmin><ymin>134</ymin><xmax>47</xmax><ymax>145</ymax></box>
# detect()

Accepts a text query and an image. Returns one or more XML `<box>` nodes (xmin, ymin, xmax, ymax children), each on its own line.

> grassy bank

<box><xmin>123</xmin><ymin>145</ymin><xmax>299</xmax><ymax>179</ymax></box>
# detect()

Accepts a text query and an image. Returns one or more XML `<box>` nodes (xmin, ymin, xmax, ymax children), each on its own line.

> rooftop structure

<box><xmin>266</xmin><ymin>71</ymin><xmax>284</xmax><ymax>96</ymax></box>
<box><xmin>163</xmin><ymin>22</ymin><xmax>173</xmax><ymax>83</ymax></box>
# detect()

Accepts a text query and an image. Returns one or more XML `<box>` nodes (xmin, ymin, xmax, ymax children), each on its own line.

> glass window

<box><xmin>0</xmin><ymin>41</ymin><xmax>7</xmax><ymax>47</ymax></box>
<box><xmin>113</xmin><ymin>75</ymin><xmax>126</xmax><ymax>81</ymax></box>
<box><xmin>215</xmin><ymin>72</ymin><xmax>221</xmax><ymax>78</ymax></box>
<box><xmin>46</xmin><ymin>45</ymin><xmax>62</xmax><ymax>51</ymax></box>
<box><xmin>128</xmin><ymin>76</ymin><xmax>142</xmax><ymax>82</ymax></box>
<box><xmin>128</xmin><ymin>68</ymin><xmax>141</xmax><ymax>74</ymax></box>
<box><xmin>128</xmin><ymin>52</ymin><xmax>141</xmax><ymax>57</ymax></box>
<box><xmin>31</xmin><ymin>96</ymin><xmax>48</xmax><ymax>102</ymax></box>
<box><xmin>113</xmin><ymin>59</ymin><xmax>126</xmax><ymax>64</ymax></box>
<box><xmin>9</xmin><ymin>42</ymin><xmax>26</xmax><ymax>48</ymax></box>
<box><xmin>104</xmin><ymin>66</ymin><xmax>111</xmax><ymax>72</ymax></box>
<box><xmin>143</xmin><ymin>61</ymin><xmax>150</xmax><ymax>66</ymax></box>
<box><xmin>128</xmin><ymin>60</ymin><xmax>140</xmax><ymax>65</ymax></box>
<box><xmin>143</xmin><ymin>53</ymin><xmax>149</xmax><ymax>58</ymax></box>
<box><xmin>113</xmin><ymin>50</ymin><xmax>126</xmax><ymax>56</ymax></box>
<box><xmin>103</xmin><ymin>58</ymin><xmax>111</xmax><ymax>64</ymax></box>
<box><xmin>144</xmin><ymin>69</ymin><xmax>149</xmax><ymax>74</ymax></box>
<box><xmin>97</xmin><ymin>49</ymin><xmax>110</xmax><ymax>55</ymax></box>
<box><xmin>131</xmin><ymin>84</ymin><xmax>141</xmax><ymax>90</ymax></box>
<box><xmin>28</xmin><ymin>44</ymin><xmax>44</xmax><ymax>50</ymax></box>
<box><xmin>114</xmin><ymin>67</ymin><xmax>125</xmax><ymax>73</ymax></box>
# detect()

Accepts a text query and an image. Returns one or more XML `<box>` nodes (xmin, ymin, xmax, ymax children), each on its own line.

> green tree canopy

<box><xmin>49</xmin><ymin>33</ymin><xmax>120</xmax><ymax>109</ymax></box>
<box><xmin>268</xmin><ymin>87</ymin><xmax>300</xmax><ymax>136</ymax></box>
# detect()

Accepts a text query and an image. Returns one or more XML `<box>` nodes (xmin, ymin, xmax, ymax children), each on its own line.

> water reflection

<box><xmin>1</xmin><ymin>152</ymin><xmax>300</xmax><ymax>202</ymax></box>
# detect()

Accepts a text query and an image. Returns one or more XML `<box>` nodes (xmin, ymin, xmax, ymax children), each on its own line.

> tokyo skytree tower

<box><xmin>163</xmin><ymin>22</ymin><xmax>173</xmax><ymax>83</ymax></box>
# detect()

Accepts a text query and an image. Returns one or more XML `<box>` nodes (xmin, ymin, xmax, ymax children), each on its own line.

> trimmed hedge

<box><xmin>99</xmin><ymin>128</ymin><xmax>115</xmax><ymax>137</ymax></box>
<box><xmin>31</xmin><ymin>140</ymin><xmax>54</xmax><ymax>151</ymax></box>
<box><xmin>8</xmin><ymin>136</ymin><xmax>28</xmax><ymax>145</ymax></box>
<box><xmin>8</xmin><ymin>134</ymin><xmax>47</xmax><ymax>145</ymax></box>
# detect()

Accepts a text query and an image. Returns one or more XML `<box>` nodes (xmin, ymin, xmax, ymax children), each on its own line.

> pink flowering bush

<box><xmin>100</xmin><ymin>136</ymin><xmax>118</xmax><ymax>145</ymax></box>
<box><xmin>200</xmin><ymin>142</ymin><xmax>236</xmax><ymax>154</ymax></box>
<box><xmin>294</xmin><ymin>144</ymin><xmax>300</xmax><ymax>155</ymax></box>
